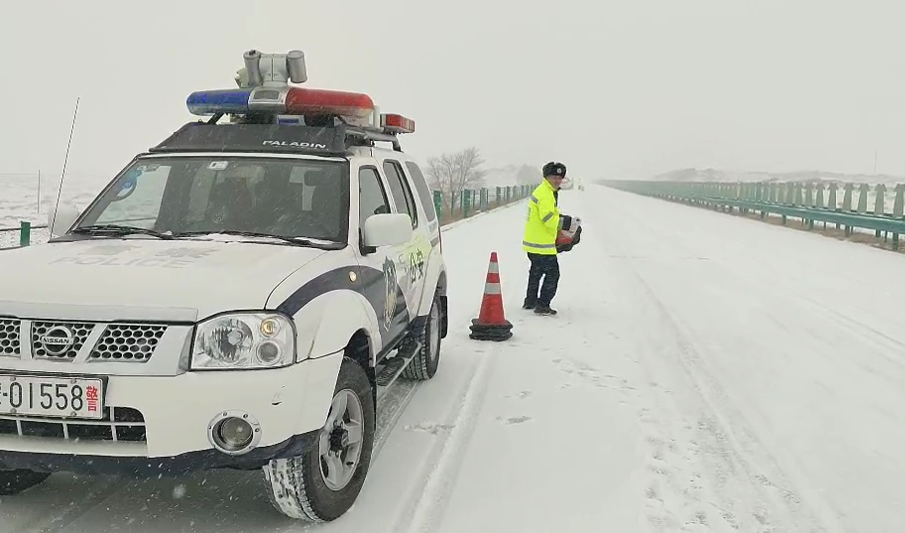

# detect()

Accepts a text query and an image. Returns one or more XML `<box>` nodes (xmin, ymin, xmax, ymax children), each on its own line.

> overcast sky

<box><xmin>1</xmin><ymin>0</ymin><xmax>904</xmax><ymax>185</ymax></box>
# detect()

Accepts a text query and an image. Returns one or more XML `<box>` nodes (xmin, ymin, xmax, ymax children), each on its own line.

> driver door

<box><xmin>354</xmin><ymin>161</ymin><xmax>410</xmax><ymax>353</ymax></box>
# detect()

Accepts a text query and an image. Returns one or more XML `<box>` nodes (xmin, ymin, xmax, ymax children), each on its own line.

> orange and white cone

<box><xmin>469</xmin><ymin>252</ymin><xmax>513</xmax><ymax>341</ymax></box>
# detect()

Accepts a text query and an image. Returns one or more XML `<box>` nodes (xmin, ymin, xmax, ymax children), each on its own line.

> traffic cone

<box><xmin>469</xmin><ymin>252</ymin><xmax>513</xmax><ymax>341</ymax></box>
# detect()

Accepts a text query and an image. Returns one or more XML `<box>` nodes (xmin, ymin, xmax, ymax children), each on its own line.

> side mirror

<box><xmin>47</xmin><ymin>204</ymin><xmax>81</xmax><ymax>237</ymax></box>
<box><xmin>362</xmin><ymin>213</ymin><xmax>413</xmax><ymax>248</ymax></box>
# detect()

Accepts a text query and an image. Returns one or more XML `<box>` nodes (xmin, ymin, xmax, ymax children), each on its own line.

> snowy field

<box><xmin>0</xmin><ymin>174</ymin><xmax>106</xmax><ymax>248</ymax></box>
<box><xmin>0</xmin><ymin>174</ymin><xmax>107</xmax><ymax>229</ymax></box>
<box><xmin>2</xmin><ymin>183</ymin><xmax>905</xmax><ymax>532</ymax></box>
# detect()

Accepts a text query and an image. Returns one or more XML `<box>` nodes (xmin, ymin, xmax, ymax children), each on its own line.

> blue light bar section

<box><xmin>186</xmin><ymin>88</ymin><xmax>253</xmax><ymax>115</ymax></box>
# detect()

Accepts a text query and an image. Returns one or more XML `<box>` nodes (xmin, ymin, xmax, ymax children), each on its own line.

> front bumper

<box><xmin>0</xmin><ymin>352</ymin><xmax>343</xmax><ymax>476</ymax></box>
<box><xmin>0</xmin><ymin>430</ymin><xmax>320</xmax><ymax>477</ymax></box>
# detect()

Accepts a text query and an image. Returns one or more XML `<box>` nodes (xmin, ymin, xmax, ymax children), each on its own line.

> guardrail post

<box><xmin>828</xmin><ymin>182</ymin><xmax>839</xmax><ymax>216</ymax></box>
<box><xmin>856</xmin><ymin>184</ymin><xmax>869</xmax><ymax>213</ymax></box>
<box><xmin>842</xmin><ymin>183</ymin><xmax>854</xmax><ymax>211</ymax></box>
<box><xmin>893</xmin><ymin>184</ymin><xmax>904</xmax><ymax>218</ymax></box>
<box><xmin>874</xmin><ymin>183</ymin><xmax>887</xmax><ymax>239</ymax></box>
<box><xmin>19</xmin><ymin>221</ymin><xmax>31</xmax><ymax>247</ymax></box>
<box><xmin>815</xmin><ymin>183</ymin><xmax>826</xmax><ymax>229</ymax></box>
<box><xmin>890</xmin><ymin>183</ymin><xmax>902</xmax><ymax>251</ymax></box>
<box><xmin>433</xmin><ymin>190</ymin><xmax>443</xmax><ymax>221</ymax></box>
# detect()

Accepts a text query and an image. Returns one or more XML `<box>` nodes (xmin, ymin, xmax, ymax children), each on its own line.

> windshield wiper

<box><xmin>170</xmin><ymin>230</ymin><xmax>344</xmax><ymax>249</ymax></box>
<box><xmin>70</xmin><ymin>224</ymin><xmax>176</xmax><ymax>239</ymax></box>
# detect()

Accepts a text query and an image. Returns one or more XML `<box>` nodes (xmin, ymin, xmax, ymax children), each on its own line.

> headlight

<box><xmin>191</xmin><ymin>313</ymin><xmax>296</xmax><ymax>370</ymax></box>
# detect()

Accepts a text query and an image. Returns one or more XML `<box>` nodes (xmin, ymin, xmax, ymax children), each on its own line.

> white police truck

<box><xmin>0</xmin><ymin>49</ymin><xmax>448</xmax><ymax>523</ymax></box>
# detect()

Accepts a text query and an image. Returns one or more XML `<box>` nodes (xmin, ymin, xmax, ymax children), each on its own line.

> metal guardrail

<box><xmin>603</xmin><ymin>179</ymin><xmax>905</xmax><ymax>250</ymax></box>
<box><xmin>0</xmin><ymin>222</ymin><xmax>46</xmax><ymax>250</ymax></box>
<box><xmin>0</xmin><ymin>185</ymin><xmax>533</xmax><ymax>250</ymax></box>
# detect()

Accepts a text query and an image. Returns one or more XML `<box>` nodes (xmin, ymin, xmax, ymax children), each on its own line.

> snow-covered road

<box><xmin>3</xmin><ymin>183</ymin><xmax>905</xmax><ymax>532</ymax></box>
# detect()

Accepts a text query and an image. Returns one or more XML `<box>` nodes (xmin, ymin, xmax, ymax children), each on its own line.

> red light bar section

<box><xmin>285</xmin><ymin>87</ymin><xmax>375</xmax><ymax>118</ymax></box>
<box><xmin>381</xmin><ymin>113</ymin><xmax>415</xmax><ymax>134</ymax></box>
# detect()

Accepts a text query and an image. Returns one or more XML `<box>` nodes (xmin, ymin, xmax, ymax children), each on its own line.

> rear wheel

<box><xmin>401</xmin><ymin>293</ymin><xmax>442</xmax><ymax>380</ymax></box>
<box><xmin>0</xmin><ymin>469</ymin><xmax>50</xmax><ymax>495</ymax></box>
<box><xmin>263</xmin><ymin>357</ymin><xmax>375</xmax><ymax>522</ymax></box>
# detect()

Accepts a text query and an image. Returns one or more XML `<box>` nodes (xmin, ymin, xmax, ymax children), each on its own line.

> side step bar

<box><xmin>375</xmin><ymin>341</ymin><xmax>420</xmax><ymax>402</ymax></box>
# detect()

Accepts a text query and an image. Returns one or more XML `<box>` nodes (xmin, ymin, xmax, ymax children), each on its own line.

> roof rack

<box><xmin>149</xmin><ymin>114</ymin><xmax>402</xmax><ymax>156</ymax></box>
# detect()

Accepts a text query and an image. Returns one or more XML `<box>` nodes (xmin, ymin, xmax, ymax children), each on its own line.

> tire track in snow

<box><xmin>5</xmin><ymin>477</ymin><xmax>128</xmax><ymax>533</ymax></box>
<box><xmin>625</xmin><ymin>199</ymin><xmax>905</xmax><ymax>397</ymax></box>
<box><xmin>388</xmin><ymin>346</ymin><xmax>497</xmax><ymax>533</ymax></box>
<box><xmin>595</xmin><ymin>194</ymin><xmax>848</xmax><ymax>533</ymax></box>
<box><xmin>627</xmin><ymin>191</ymin><xmax>905</xmax><ymax>375</ymax></box>
<box><xmin>576</xmin><ymin>221</ymin><xmax>736</xmax><ymax>531</ymax></box>
<box><xmin>374</xmin><ymin>380</ymin><xmax>422</xmax><ymax>460</ymax></box>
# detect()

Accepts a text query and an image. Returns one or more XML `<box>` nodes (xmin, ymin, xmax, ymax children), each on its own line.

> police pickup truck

<box><xmin>0</xmin><ymin>49</ymin><xmax>448</xmax><ymax>523</ymax></box>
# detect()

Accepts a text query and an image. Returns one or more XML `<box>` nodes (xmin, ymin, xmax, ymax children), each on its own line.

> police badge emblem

<box><xmin>382</xmin><ymin>257</ymin><xmax>398</xmax><ymax>330</ymax></box>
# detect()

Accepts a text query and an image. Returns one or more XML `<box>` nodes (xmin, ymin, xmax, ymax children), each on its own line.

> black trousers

<box><xmin>525</xmin><ymin>253</ymin><xmax>560</xmax><ymax>307</ymax></box>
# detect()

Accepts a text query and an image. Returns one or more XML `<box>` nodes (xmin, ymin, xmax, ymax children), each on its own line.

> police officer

<box><xmin>522</xmin><ymin>161</ymin><xmax>575</xmax><ymax>315</ymax></box>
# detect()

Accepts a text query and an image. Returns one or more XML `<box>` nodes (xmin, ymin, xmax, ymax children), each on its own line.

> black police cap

<box><xmin>542</xmin><ymin>161</ymin><xmax>567</xmax><ymax>178</ymax></box>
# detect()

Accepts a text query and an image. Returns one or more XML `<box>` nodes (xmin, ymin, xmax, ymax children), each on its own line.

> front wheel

<box><xmin>262</xmin><ymin>357</ymin><xmax>375</xmax><ymax>522</ymax></box>
<box><xmin>401</xmin><ymin>293</ymin><xmax>443</xmax><ymax>380</ymax></box>
<box><xmin>0</xmin><ymin>469</ymin><xmax>51</xmax><ymax>495</ymax></box>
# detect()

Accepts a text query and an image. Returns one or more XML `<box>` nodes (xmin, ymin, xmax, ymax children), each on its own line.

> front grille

<box><xmin>90</xmin><ymin>324</ymin><xmax>166</xmax><ymax>362</ymax></box>
<box><xmin>0</xmin><ymin>319</ymin><xmax>20</xmax><ymax>356</ymax></box>
<box><xmin>32</xmin><ymin>321</ymin><xmax>93</xmax><ymax>359</ymax></box>
<box><xmin>0</xmin><ymin>406</ymin><xmax>146</xmax><ymax>442</ymax></box>
<box><xmin>0</xmin><ymin>320</ymin><xmax>171</xmax><ymax>363</ymax></box>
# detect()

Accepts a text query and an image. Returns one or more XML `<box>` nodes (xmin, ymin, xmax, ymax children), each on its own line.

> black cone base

<box><xmin>469</xmin><ymin>319</ymin><xmax>514</xmax><ymax>342</ymax></box>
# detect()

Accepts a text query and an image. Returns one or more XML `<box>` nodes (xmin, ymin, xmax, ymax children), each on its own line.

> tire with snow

<box><xmin>0</xmin><ymin>469</ymin><xmax>50</xmax><ymax>495</ymax></box>
<box><xmin>262</xmin><ymin>357</ymin><xmax>375</xmax><ymax>522</ymax></box>
<box><xmin>401</xmin><ymin>292</ymin><xmax>442</xmax><ymax>381</ymax></box>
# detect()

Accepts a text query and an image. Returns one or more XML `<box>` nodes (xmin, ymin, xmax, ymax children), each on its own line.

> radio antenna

<box><xmin>50</xmin><ymin>96</ymin><xmax>80</xmax><ymax>233</ymax></box>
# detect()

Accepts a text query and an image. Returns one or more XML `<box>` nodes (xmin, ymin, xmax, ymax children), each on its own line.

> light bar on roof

<box><xmin>186</xmin><ymin>86</ymin><xmax>375</xmax><ymax>119</ymax></box>
<box><xmin>284</xmin><ymin>87</ymin><xmax>375</xmax><ymax>118</ymax></box>
<box><xmin>185</xmin><ymin>48</ymin><xmax>413</xmax><ymax>135</ymax></box>
<box><xmin>381</xmin><ymin>113</ymin><xmax>415</xmax><ymax>134</ymax></box>
<box><xmin>186</xmin><ymin>88</ymin><xmax>254</xmax><ymax>115</ymax></box>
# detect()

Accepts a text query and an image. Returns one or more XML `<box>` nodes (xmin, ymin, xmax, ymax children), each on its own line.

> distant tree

<box><xmin>516</xmin><ymin>164</ymin><xmax>539</xmax><ymax>186</ymax></box>
<box><xmin>425</xmin><ymin>147</ymin><xmax>486</xmax><ymax>215</ymax></box>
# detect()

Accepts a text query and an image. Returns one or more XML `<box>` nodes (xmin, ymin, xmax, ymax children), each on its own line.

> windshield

<box><xmin>73</xmin><ymin>156</ymin><xmax>350</xmax><ymax>243</ymax></box>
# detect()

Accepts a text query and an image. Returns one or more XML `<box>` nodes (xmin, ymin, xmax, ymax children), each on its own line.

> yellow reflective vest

<box><xmin>522</xmin><ymin>179</ymin><xmax>560</xmax><ymax>255</ymax></box>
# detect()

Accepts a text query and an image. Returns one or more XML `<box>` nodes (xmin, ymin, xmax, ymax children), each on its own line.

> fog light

<box><xmin>208</xmin><ymin>411</ymin><xmax>262</xmax><ymax>455</ymax></box>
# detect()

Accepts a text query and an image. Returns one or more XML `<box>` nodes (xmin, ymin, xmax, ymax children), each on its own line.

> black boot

<box><xmin>522</xmin><ymin>299</ymin><xmax>536</xmax><ymax>310</ymax></box>
<box><xmin>534</xmin><ymin>305</ymin><xmax>557</xmax><ymax>316</ymax></box>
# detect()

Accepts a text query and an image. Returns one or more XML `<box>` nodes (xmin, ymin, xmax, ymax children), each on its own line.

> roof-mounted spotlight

<box><xmin>236</xmin><ymin>49</ymin><xmax>308</xmax><ymax>89</ymax></box>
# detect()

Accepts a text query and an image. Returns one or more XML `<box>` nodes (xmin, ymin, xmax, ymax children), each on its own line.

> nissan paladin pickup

<box><xmin>0</xmin><ymin>49</ymin><xmax>448</xmax><ymax>523</ymax></box>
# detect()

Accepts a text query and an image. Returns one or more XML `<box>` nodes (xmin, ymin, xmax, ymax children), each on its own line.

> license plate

<box><xmin>0</xmin><ymin>374</ymin><xmax>105</xmax><ymax>420</ymax></box>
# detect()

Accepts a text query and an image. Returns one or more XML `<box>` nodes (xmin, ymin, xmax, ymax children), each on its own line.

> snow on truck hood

<box><xmin>0</xmin><ymin>238</ymin><xmax>329</xmax><ymax>320</ymax></box>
